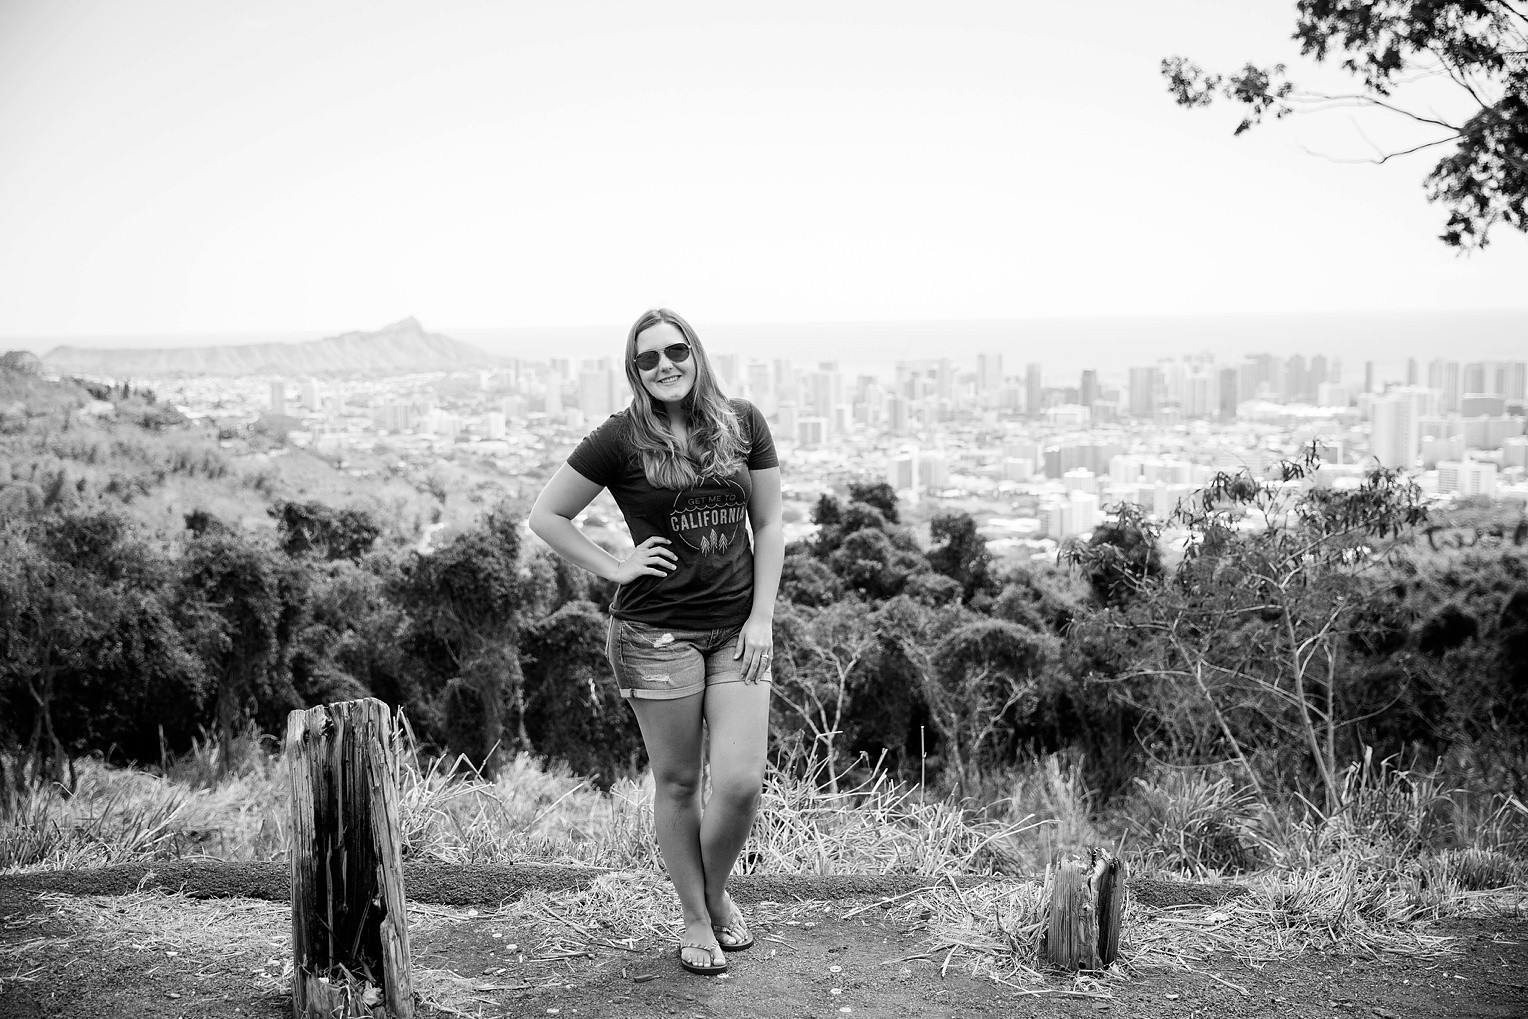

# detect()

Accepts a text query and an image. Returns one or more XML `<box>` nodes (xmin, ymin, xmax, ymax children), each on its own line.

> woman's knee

<box><xmin>709</xmin><ymin>768</ymin><xmax>764</xmax><ymax>811</ymax></box>
<box><xmin>652</xmin><ymin>766</ymin><xmax>703</xmax><ymax>801</ymax></box>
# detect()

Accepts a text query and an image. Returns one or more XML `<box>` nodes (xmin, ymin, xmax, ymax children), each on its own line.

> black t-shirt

<box><xmin>566</xmin><ymin>398</ymin><xmax>778</xmax><ymax>630</ymax></box>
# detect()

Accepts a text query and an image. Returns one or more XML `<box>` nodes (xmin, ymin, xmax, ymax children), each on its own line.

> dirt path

<box><xmin>1</xmin><ymin>869</ymin><xmax>1524</xmax><ymax>1018</ymax></box>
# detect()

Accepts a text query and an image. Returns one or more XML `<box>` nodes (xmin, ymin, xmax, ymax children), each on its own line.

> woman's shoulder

<box><xmin>570</xmin><ymin>405</ymin><xmax>638</xmax><ymax>469</ymax></box>
<box><xmin>587</xmin><ymin>404</ymin><xmax>637</xmax><ymax>439</ymax></box>
<box><xmin>726</xmin><ymin>397</ymin><xmax>763</xmax><ymax>422</ymax></box>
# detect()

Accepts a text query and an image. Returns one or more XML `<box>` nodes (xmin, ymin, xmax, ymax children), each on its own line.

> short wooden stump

<box><xmin>287</xmin><ymin>698</ymin><xmax>414</xmax><ymax>1018</ymax></box>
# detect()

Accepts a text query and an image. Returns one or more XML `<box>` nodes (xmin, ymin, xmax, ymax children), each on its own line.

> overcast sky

<box><xmin>1</xmin><ymin>0</ymin><xmax>1523</xmax><ymax>339</ymax></box>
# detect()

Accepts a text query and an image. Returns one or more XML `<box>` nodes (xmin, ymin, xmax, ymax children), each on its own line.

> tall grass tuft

<box><xmin>1130</xmin><ymin>769</ymin><xmax>1271</xmax><ymax>876</ymax></box>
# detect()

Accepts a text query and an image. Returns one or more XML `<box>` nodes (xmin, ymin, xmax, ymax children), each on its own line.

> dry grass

<box><xmin>5</xmin><ymin>734</ymin><xmax>1524</xmax><ymax>1006</ymax></box>
<box><xmin>2</xmin><ymin>729</ymin><xmax>1046</xmax><ymax>877</ymax></box>
<box><xmin>878</xmin><ymin>862</ymin><xmax>1503</xmax><ymax>998</ymax></box>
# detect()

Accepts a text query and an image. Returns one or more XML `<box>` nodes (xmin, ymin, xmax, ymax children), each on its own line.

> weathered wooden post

<box><xmin>1043</xmin><ymin>848</ymin><xmax>1127</xmax><ymax>971</ymax></box>
<box><xmin>287</xmin><ymin>698</ymin><xmax>414</xmax><ymax>1018</ymax></box>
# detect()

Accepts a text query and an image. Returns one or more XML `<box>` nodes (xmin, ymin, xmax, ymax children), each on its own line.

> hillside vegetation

<box><xmin>2</xmin><ymin>366</ymin><xmax>1526</xmax><ymax>894</ymax></box>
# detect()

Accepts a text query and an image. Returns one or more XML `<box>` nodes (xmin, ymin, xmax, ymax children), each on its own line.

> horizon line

<box><xmin>7</xmin><ymin>305</ymin><xmax>1528</xmax><ymax>343</ymax></box>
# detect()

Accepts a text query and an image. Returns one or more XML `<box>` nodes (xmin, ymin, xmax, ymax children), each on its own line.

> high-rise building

<box><xmin>1370</xmin><ymin>386</ymin><xmax>1436</xmax><ymax>469</ymax></box>
<box><xmin>919</xmin><ymin>451</ymin><xmax>950</xmax><ymax>490</ymax></box>
<box><xmin>1317</xmin><ymin>383</ymin><xmax>1354</xmax><ymax>407</ymax></box>
<box><xmin>773</xmin><ymin>359</ymin><xmax>797</xmax><ymax>406</ymax></box>
<box><xmin>578</xmin><ymin>369</ymin><xmax>616</xmax><ymax>422</ymax></box>
<box><xmin>1080</xmin><ymin>369</ymin><xmax>1099</xmax><ymax>408</ymax></box>
<box><xmin>1464</xmin><ymin>415</ymin><xmax>1524</xmax><ymax>449</ymax></box>
<box><xmin>1504</xmin><ymin>436</ymin><xmax>1528</xmax><ymax>469</ymax></box>
<box><xmin>1185</xmin><ymin>372</ymin><xmax>1213</xmax><ymax>419</ymax></box>
<box><xmin>1163</xmin><ymin>359</ymin><xmax>1187</xmax><ymax>409</ymax></box>
<box><xmin>270</xmin><ymin>381</ymin><xmax>286</xmax><ymax>415</ymax></box>
<box><xmin>977</xmin><ymin>353</ymin><xmax>1004</xmax><ymax>395</ymax></box>
<box><xmin>1406</xmin><ymin>358</ymin><xmax>1419</xmax><ymax>386</ymax></box>
<box><xmin>714</xmin><ymin>354</ymin><xmax>741</xmax><ymax>395</ymax></box>
<box><xmin>1462</xmin><ymin>394</ymin><xmax>1508</xmax><ymax>417</ymax></box>
<box><xmin>1464</xmin><ymin>361</ymin><xmax>1489</xmax><ymax>395</ymax></box>
<box><xmin>1025</xmin><ymin>363</ymin><xmax>1043</xmax><ymax>417</ymax></box>
<box><xmin>887</xmin><ymin>445</ymin><xmax>920</xmax><ymax>492</ymax></box>
<box><xmin>1503</xmin><ymin>361</ymin><xmax>1527</xmax><ymax>402</ymax></box>
<box><xmin>796</xmin><ymin>416</ymin><xmax>827</xmax><ymax>449</ymax></box>
<box><xmin>1218</xmin><ymin>368</ymin><xmax>1239</xmax><ymax>418</ymax></box>
<box><xmin>1283</xmin><ymin>354</ymin><xmax>1308</xmax><ymax>403</ymax></box>
<box><xmin>1240</xmin><ymin>353</ymin><xmax>1278</xmax><ymax>401</ymax></box>
<box><xmin>1364</xmin><ymin>361</ymin><xmax>1375</xmax><ymax>395</ymax></box>
<box><xmin>1128</xmin><ymin>366</ymin><xmax>1161</xmax><ymax>418</ymax></box>
<box><xmin>1428</xmin><ymin>360</ymin><xmax>1462</xmax><ymax>414</ymax></box>
<box><xmin>372</xmin><ymin>403</ymin><xmax>415</xmax><ymax>433</ymax></box>
<box><xmin>804</xmin><ymin>369</ymin><xmax>841</xmax><ymax>424</ymax></box>
<box><xmin>1437</xmin><ymin>459</ymin><xmax>1498</xmax><ymax>497</ymax></box>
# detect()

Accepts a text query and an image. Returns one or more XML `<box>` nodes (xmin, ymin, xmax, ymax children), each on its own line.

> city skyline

<box><xmin>136</xmin><ymin>334</ymin><xmax>1525</xmax><ymax>556</ymax></box>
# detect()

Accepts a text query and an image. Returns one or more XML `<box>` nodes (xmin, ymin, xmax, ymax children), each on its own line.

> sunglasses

<box><xmin>633</xmin><ymin>343</ymin><xmax>692</xmax><ymax>372</ymax></box>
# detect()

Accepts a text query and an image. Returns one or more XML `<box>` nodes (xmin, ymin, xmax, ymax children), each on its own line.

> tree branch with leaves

<box><xmin>1164</xmin><ymin>0</ymin><xmax>1527</xmax><ymax>248</ymax></box>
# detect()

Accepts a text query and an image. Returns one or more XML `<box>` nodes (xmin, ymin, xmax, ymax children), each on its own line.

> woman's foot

<box><xmin>707</xmin><ymin>890</ymin><xmax>754</xmax><ymax>952</ymax></box>
<box><xmin>678</xmin><ymin>918</ymin><xmax>727</xmax><ymax>975</ymax></box>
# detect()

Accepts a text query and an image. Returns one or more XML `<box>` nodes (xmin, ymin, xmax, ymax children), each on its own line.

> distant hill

<box><xmin>42</xmin><ymin>318</ymin><xmax>506</xmax><ymax>377</ymax></box>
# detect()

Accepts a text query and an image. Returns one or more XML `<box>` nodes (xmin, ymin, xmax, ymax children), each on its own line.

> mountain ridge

<box><xmin>42</xmin><ymin>318</ymin><xmax>506</xmax><ymax>377</ymax></box>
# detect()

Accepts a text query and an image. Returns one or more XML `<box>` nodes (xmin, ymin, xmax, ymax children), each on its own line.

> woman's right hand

<box><xmin>611</xmin><ymin>536</ymin><xmax>678</xmax><ymax>584</ymax></box>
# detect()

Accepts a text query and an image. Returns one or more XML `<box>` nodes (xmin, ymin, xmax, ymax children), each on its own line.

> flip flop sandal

<box><xmin>678</xmin><ymin>941</ymin><xmax>728</xmax><ymax>976</ymax></box>
<box><xmin>711</xmin><ymin>904</ymin><xmax>755</xmax><ymax>952</ymax></box>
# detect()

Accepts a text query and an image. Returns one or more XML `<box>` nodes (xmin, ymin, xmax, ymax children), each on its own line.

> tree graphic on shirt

<box><xmin>699</xmin><ymin>528</ymin><xmax>732</xmax><ymax>558</ymax></box>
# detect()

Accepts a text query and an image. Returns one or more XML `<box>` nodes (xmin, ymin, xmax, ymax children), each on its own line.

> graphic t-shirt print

<box><xmin>670</xmin><ymin>478</ymin><xmax>748</xmax><ymax>560</ymax></box>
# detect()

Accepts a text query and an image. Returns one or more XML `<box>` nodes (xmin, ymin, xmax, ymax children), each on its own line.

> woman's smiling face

<box><xmin>634</xmin><ymin>321</ymin><xmax>696</xmax><ymax>406</ymax></box>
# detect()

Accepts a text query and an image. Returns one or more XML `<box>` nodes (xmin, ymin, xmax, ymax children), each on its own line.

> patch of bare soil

<box><xmin>1</xmin><ymin>879</ymin><xmax>1523</xmax><ymax>1019</ymax></box>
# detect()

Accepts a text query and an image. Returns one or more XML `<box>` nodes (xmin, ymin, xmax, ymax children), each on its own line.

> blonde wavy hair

<box><xmin>623</xmin><ymin>308</ymin><xmax>745</xmax><ymax>489</ymax></box>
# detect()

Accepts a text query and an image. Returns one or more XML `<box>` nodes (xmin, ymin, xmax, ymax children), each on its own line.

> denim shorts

<box><xmin>605</xmin><ymin>617</ymin><xmax>772</xmax><ymax>701</ymax></box>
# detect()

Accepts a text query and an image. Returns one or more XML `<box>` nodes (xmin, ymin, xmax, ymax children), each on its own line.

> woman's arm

<box><xmin>528</xmin><ymin>463</ymin><xmax>676</xmax><ymax>583</ymax></box>
<box><xmin>736</xmin><ymin>466</ymin><xmax>784</xmax><ymax>681</ymax></box>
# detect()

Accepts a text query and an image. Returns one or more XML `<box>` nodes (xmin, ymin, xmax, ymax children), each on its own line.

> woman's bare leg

<box><xmin>627</xmin><ymin>693</ymin><xmax>718</xmax><ymax>968</ymax></box>
<box><xmin>699</xmin><ymin>681</ymin><xmax>771</xmax><ymax>932</ymax></box>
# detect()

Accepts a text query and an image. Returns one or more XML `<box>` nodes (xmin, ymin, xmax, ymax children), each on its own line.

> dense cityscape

<box><xmin>121</xmin><ymin>342</ymin><xmax>1527</xmax><ymax>560</ymax></box>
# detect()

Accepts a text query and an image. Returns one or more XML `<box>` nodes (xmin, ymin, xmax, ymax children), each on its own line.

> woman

<box><xmin>528</xmin><ymin>308</ymin><xmax>783</xmax><ymax>976</ymax></box>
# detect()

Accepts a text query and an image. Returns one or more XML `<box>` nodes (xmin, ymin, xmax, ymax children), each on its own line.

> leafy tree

<box><xmin>1069</xmin><ymin>502</ymin><xmax>1164</xmax><ymax>607</ymax></box>
<box><xmin>903</xmin><ymin>572</ymin><xmax>963</xmax><ymax>608</ymax></box>
<box><xmin>927</xmin><ymin>511</ymin><xmax>995</xmax><ymax>603</ymax></box>
<box><xmin>779</xmin><ymin>551</ymin><xmax>847</xmax><ymax>608</ymax></box>
<box><xmin>0</xmin><ymin>510</ymin><xmax>212</xmax><ymax>788</ymax></box>
<box><xmin>771</xmin><ymin>601</ymin><xmax>881</xmax><ymax>792</ymax></box>
<box><xmin>394</xmin><ymin>502</ymin><xmax>534</xmax><ymax>773</ymax></box>
<box><xmin>310</xmin><ymin>556</ymin><xmax>424</xmax><ymax>726</ymax></box>
<box><xmin>827</xmin><ymin>528</ymin><xmax>928</xmax><ymax>601</ymax></box>
<box><xmin>180</xmin><ymin>528</ymin><xmax>285</xmax><ymax>775</ymax></box>
<box><xmin>922</xmin><ymin>620</ymin><xmax>1057</xmax><ymax>791</ymax></box>
<box><xmin>520</xmin><ymin>601</ymin><xmax>644</xmax><ymax>787</ymax></box>
<box><xmin>990</xmin><ymin>564</ymin><xmax>1086</xmax><ymax>634</ymax></box>
<box><xmin>847</xmin><ymin>480</ymin><xmax>900</xmax><ymax>523</ymax></box>
<box><xmin>811</xmin><ymin>492</ymin><xmax>843</xmax><ymax>529</ymax></box>
<box><xmin>1163</xmin><ymin>0</ymin><xmax>1528</xmax><ymax>248</ymax></box>
<box><xmin>0</xmin><ymin>521</ymin><xmax>117</xmax><ymax>788</ymax></box>
<box><xmin>271</xmin><ymin>500</ymin><xmax>381</xmax><ymax>561</ymax></box>
<box><xmin>1067</xmin><ymin>447</ymin><xmax>1429</xmax><ymax>813</ymax></box>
